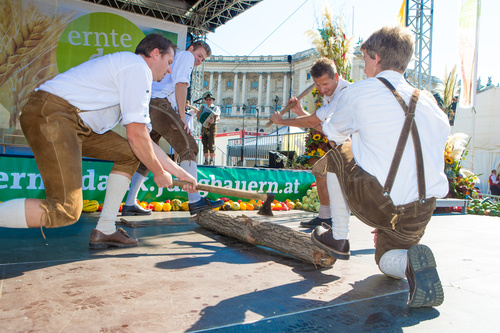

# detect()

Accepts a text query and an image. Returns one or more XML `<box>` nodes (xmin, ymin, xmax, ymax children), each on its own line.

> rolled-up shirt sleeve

<box><xmin>321</xmin><ymin>89</ymin><xmax>353</xmax><ymax>144</ymax></box>
<box><xmin>119</xmin><ymin>62</ymin><xmax>152</xmax><ymax>128</ymax></box>
<box><xmin>171</xmin><ymin>52</ymin><xmax>194</xmax><ymax>87</ymax></box>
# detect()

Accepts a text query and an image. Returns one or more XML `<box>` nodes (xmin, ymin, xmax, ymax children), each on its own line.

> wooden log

<box><xmin>196</xmin><ymin>210</ymin><xmax>336</xmax><ymax>268</ymax></box>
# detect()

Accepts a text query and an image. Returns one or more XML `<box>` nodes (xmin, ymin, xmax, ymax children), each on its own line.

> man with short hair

<box><xmin>123</xmin><ymin>40</ymin><xmax>224</xmax><ymax>216</ymax></box>
<box><xmin>312</xmin><ymin>26</ymin><xmax>449</xmax><ymax>308</ymax></box>
<box><xmin>270</xmin><ymin>57</ymin><xmax>350</xmax><ymax>229</ymax></box>
<box><xmin>0</xmin><ymin>34</ymin><xmax>197</xmax><ymax>249</ymax></box>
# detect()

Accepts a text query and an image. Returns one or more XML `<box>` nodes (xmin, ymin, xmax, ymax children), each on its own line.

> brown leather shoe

<box><xmin>311</xmin><ymin>223</ymin><xmax>350</xmax><ymax>260</ymax></box>
<box><xmin>89</xmin><ymin>227</ymin><xmax>138</xmax><ymax>249</ymax></box>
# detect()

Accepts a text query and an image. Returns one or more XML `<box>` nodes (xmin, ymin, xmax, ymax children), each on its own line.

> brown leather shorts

<box><xmin>201</xmin><ymin>124</ymin><xmax>217</xmax><ymax>154</ymax></box>
<box><xmin>136</xmin><ymin>98</ymin><xmax>198</xmax><ymax>176</ymax></box>
<box><xmin>313</xmin><ymin>142</ymin><xmax>436</xmax><ymax>264</ymax></box>
<box><xmin>20</xmin><ymin>90</ymin><xmax>139</xmax><ymax>228</ymax></box>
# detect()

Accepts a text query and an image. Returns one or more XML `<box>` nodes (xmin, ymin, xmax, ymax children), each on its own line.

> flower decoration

<box><xmin>444</xmin><ymin>133</ymin><xmax>480</xmax><ymax>199</ymax></box>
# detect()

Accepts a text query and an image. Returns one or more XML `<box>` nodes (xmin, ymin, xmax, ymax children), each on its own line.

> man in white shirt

<box><xmin>311</xmin><ymin>26</ymin><xmax>449</xmax><ymax>308</ymax></box>
<box><xmin>0</xmin><ymin>34</ymin><xmax>197</xmax><ymax>248</ymax></box>
<box><xmin>123</xmin><ymin>41</ymin><xmax>224</xmax><ymax>216</ymax></box>
<box><xmin>270</xmin><ymin>58</ymin><xmax>350</xmax><ymax>229</ymax></box>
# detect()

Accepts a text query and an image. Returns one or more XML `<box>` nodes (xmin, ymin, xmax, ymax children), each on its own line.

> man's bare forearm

<box><xmin>126</xmin><ymin>123</ymin><xmax>164</xmax><ymax>175</ymax></box>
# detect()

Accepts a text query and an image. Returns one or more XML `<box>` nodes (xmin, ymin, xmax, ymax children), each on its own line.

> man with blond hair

<box><xmin>312</xmin><ymin>26</ymin><xmax>449</xmax><ymax>308</ymax></box>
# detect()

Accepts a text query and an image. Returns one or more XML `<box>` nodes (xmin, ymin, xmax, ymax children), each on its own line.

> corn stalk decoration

<box><xmin>305</xmin><ymin>6</ymin><xmax>355</xmax><ymax>81</ymax></box>
<box><xmin>294</xmin><ymin>5</ymin><xmax>354</xmax><ymax>168</ymax></box>
<box><xmin>438</xmin><ymin>65</ymin><xmax>459</xmax><ymax>122</ymax></box>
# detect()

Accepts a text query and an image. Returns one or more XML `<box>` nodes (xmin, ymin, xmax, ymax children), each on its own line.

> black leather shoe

<box><xmin>311</xmin><ymin>223</ymin><xmax>350</xmax><ymax>260</ymax></box>
<box><xmin>188</xmin><ymin>198</ymin><xmax>224</xmax><ymax>215</ymax></box>
<box><xmin>300</xmin><ymin>216</ymin><xmax>332</xmax><ymax>229</ymax></box>
<box><xmin>406</xmin><ymin>244</ymin><xmax>444</xmax><ymax>307</ymax></box>
<box><xmin>121</xmin><ymin>203</ymin><xmax>152</xmax><ymax>216</ymax></box>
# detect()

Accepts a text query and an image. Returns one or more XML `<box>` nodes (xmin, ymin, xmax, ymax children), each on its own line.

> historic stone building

<box><xmin>197</xmin><ymin>47</ymin><xmax>365</xmax><ymax>135</ymax></box>
<box><xmin>196</xmin><ymin>46</ymin><xmax>440</xmax><ymax>136</ymax></box>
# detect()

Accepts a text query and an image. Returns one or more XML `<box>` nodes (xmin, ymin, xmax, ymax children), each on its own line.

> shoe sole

<box><xmin>407</xmin><ymin>244</ymin><xmax>444</xmax><ymax>307</ymax></box>
<box><xmin>189</xmin><ymin>203</ymin><xmax>225</xmax><ymax>215</ymax></box>
<box><xmin>121</xmin><ymin>211</ymin><xmax>152</xmax><ymax>216</ymax></box>
<box><xmin>89</xmin><ymin>242</ymin><xmax>138</xmax><ymax>249</ymax></box>
<box><xmin>311</xmin><ymin>233</ymin><xmax>350</xmax><ymax>260</ymax></box>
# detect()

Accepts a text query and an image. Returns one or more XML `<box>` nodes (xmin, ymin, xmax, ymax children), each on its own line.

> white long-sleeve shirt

<box><xmin>322</xmin><ymin>70</ymin><xmax>450</xmax><ymax>205</ymax></box>
<box><xmin>38</xmin><ymin>52</ymin><xmax>152</xmax><ymax>134</ymax></box>
<box><xmin>151</xmin><ymin>51</ymin><xmax>194</xmax><ymax>110</ymax></box>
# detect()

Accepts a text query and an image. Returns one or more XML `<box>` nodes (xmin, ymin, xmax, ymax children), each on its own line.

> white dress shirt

<box><xmin>39</xmin><ymin>52</ymin><xmax>152</xmax><ymax>134</ymax></box>
<box><xmin>151</xmin><ymin>51</ymin><xmax>194</xmax><ymax>110</ymax></box>
<box><xmin>322</xmin><ymin>70</ymin><xmax>450</xmax><ymax>205</ymax></box>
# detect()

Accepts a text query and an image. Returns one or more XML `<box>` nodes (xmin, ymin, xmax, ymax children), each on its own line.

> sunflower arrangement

<box><xmin>444</xmin><ymin>133</ymin><xmax>480</xmax><ymax>198</ymax></box>
<box><xmin>296</xmin><ymin>129</ymin><xmax>332</xmax><ymax>167</ymax></box>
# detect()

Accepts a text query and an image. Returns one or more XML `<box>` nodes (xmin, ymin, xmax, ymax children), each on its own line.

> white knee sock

<box><xmin>180</xmin><ymin>160</ymin><xmax>201</xmax><ymax>203</ymax></box>
<box><xmin>96</xmin><ymin>173</ymin><xmax>130</xmax><ymax>235</ymax></box>
<box><xmin>327</xmin><ymin>172</ymin><xmax>350</xmax><ymax>240</ymax></box>
<box><xmin>378</xmin><ymin>249</ymin><xmax>408</xmax><ymax>279</ymax></box>
<box><xmin>124</xmin><ymin>172</ymin><xmax>146</xmax><ymax>206</ymax></box>
<box><xmin>0</xmin><ymin>198</ymin><xmax>28</xmax><ymax>228</ymax></box>
<box><xmin>318</xmin><ymin>205</ymin><xmax>332</xmax><ymax>219</ymax></box>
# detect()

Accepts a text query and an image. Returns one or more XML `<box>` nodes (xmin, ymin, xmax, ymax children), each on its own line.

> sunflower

<box><xmin>312</xmin><ymin>134</ymin><xmax>321</xmax><ymax>141</ymax></box>
<box><xmin>323</xmin><ymin>136</ymin><xmax>329</xmax><ymax>143</ymax></box>
<box><xmin>445</xmin><ymin>156</ymin><xmax>453</xmax><ymax>165</ymax></box>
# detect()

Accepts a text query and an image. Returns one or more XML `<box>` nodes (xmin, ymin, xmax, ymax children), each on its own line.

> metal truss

<box><xmin>404</xmin><ymin>0</ymin><xmax>434</xmax><ymax>90</ymax></box>
<box><xmin>81</xmin><ymin>0</ymin><xmax>262</xmax><ymax>36</ymax></box>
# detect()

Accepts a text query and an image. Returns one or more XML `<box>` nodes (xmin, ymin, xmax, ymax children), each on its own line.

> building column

<box><xmin>216</xmin><ymin>72</ymin><xmax>222</xmax><ymax>105</ymax></box>
<box><xmin>282</xmin><ymin>73</ymin><xmax>288</xmax><ymax>108</ymax></box>
<box><xmin>257</xmin><ymin>73</ymin><xmax>263</xmax><ymax>109</ymax></box>
<box><xmin>232</xmin><ymin>72</ymin><xmax>239</xmax><ymax>115</ymax></box>
<box><xmin>209</xmin><ymin>72</ymin><xmax>214</xmax><ymax>93</ymax></box>
<box><xmin>265</xmin><ymin>72</ymin><xmax>271</xmax><ymax>115</ymax></box>
<box><xmin>241</xmin><ymin>72</ymin><xmax>247</xmax><ymax>109</ymax></box>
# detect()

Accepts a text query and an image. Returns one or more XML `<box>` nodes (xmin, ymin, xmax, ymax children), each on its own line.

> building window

<box><xmin>276</xmin><ymin>105</ymin><xmax>282</xmax><ymax>112</ymax></box>
<box><xmin>250</xmin><ymin>105</ymin><xmax>256</xmax><ymax>114</ymax></box>
<box><xmin>307</xmin><ymin>73</ymin><xmax>311</xmax><ymax>80</ymax></box>
<box><xmin>224</xmin><ymin>105</ymin><xmax>232</xmax><ymax>114</ymax></box>
<box><xmin>227</xmin><ymin>81</ymin><xmax>233</xmax><ymax>88</ymax></box>
<box><xmin>203</xmin><ymin>80</ymin><xmax>208</xmax><ymax>87</ymax></box>
<box><xmin>251</xmin><ymin>81</ymin><xmax>258</xmax><ymax>88</ymax></box>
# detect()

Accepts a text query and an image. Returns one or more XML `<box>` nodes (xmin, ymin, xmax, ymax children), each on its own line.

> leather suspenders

<box><xmin>377</xmin><ymin>77</ymin><xmax>427</xmax><ymax>204</ymax></box>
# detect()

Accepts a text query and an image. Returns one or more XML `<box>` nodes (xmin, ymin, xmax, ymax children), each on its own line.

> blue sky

<box><xmin>206</xmin><ymin>0</ymin><xmax>498</xmax><ymax>85</ymax></box>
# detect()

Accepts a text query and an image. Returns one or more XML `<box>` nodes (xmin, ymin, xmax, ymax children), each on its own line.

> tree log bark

<box><xmin>196</xmin><ymin>210</ymin><xmax>336</xmax><ymax>268</ymax></box>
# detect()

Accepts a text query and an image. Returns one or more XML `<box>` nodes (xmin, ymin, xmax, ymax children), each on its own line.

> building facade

<box><xmin>195</xmin><ymin>48</ymin><xmax>365</xmax><ymax>135</ymax></box>
<box><xmin>195</xmin><ymin>46</ymin><xmax>441</xmax><ymax>136</ymax></box>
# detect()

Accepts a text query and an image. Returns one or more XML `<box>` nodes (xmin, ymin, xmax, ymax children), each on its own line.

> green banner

<box><xmin>0</xmin><ymin>156</ymin><xmax>314</xmax><ymax>204</ymax></box>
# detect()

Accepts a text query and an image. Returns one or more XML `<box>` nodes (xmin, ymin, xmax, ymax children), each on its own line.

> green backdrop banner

<box><xmin>0</xmin><ymin>156</ymin><xmax>314</xmax><ymax>203</ymax></box>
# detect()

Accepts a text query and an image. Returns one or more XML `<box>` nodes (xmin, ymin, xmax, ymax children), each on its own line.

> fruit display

<box><xmin>82</xmin><ymin>200</ymin><xmax>99</xmax><ymax>213</ymax></box>
<box><xmin>81</xmin><ymin>195</ymin><xmax>306</xmax><ymax>213</ymax></box>
<box><xmin>301</xmin><ymin>185</ymin><xmax>320</xmax><ymax>212</ymax></box>
<box><xmin>467</xmin><ymin>198</ymin><xmax>500</xmax><ymax>216</ymax></box>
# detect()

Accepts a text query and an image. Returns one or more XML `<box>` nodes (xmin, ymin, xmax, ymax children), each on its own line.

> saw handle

<box><xmin>172</xmin><ymin>179</ymin><xmax>269</xmax><ymax>202</ymax></box>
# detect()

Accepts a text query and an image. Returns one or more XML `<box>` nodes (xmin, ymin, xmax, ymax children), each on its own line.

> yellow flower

<box><xmin>323</xmin><ymin>137</ymin><xmax>328</xmax><ymax>143</ymax></box>
<box><xmin>313</xmin><ymin>134</ymin><xmax>321</xmax><ymax>141</ymax></box>
<box><xmin>445</xmin><ymin>157</ymin><xmax>453</xmax><ymax>164</ymax></box>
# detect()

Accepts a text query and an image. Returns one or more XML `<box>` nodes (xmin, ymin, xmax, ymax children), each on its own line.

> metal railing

<box><xmin>0</xmin><ymin>129</ymin><xmax>30</xmax><ymax>155</ymax></box>
<box><xmin>226</xmin><ymin>131</ymin><xmax>307</xmax><ymax>167</ymax></box>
